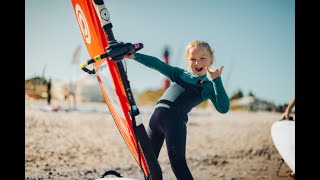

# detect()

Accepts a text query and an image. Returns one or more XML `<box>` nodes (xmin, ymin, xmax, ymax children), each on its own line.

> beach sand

<box><xmin>25</xmin><ymin>98</ymin><xmax>294</xmax><ymax>180</ymax></box>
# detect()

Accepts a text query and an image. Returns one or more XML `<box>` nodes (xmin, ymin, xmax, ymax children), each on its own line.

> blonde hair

<box><xmin>185</xmin><ymin>40</ymin><xmax>214</xmax><ymax>65</ymax></box>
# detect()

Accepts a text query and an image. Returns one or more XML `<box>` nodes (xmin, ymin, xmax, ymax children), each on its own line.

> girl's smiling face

<box><xmin>186</xmin><ymin>46</ymin><xmax>211</xmax><ymax>77</ymax></box>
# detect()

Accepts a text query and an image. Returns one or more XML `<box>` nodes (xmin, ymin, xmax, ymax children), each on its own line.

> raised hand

<box><xmin>124</xmin><ymin>54</ymin><xmax>134</xmax><ymax>59</ymax></box>
<box><xmin>206</xmin><ymin>66</ymin><xmax>224</xmax><ymax>80</ymax></box>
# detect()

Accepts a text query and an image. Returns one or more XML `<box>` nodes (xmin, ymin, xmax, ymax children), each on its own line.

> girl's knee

<box><xmin>168</xmin><ymin>147</ymin><xmax>186</xmax><ymax>164</ymax></box>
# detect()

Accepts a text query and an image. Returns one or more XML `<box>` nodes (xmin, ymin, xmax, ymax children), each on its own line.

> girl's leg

<box><xmin>146</xmin><ymin>108</ymin><xmax>165</xmax><ymax>159</ymax></box>
<box><xmin>165</xmin><ymin>120</ymin><xmax>193</xmax><ymax>180</ymax></box>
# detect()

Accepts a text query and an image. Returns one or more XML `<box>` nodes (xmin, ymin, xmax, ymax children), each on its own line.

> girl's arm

<box><xmin>209</xmin><ymin>77</ymin><xmax>230</xmax><ymax>114</ymax></box>
<box><xmin>130</xmin><ymin>53</ymin><xmax>184</xmax><ymax>82</ymax></box>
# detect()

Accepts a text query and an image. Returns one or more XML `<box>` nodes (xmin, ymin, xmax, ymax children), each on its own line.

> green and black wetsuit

<box><xmin>133</xmin><ymin>53</ymin><xmax>230</xmax><ymax>180</ymax></box>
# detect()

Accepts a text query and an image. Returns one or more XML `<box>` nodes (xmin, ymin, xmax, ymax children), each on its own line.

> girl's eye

<box><xmin>190</xmin><ymin>59</ymin><xmax>196</xmax><ymax>61</ymax></box>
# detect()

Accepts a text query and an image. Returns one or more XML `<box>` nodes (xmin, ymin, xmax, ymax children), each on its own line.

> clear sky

<box><xmin>25</xmin><ymin>0</ymin><xmax>295</xmax><ymax>106</ymax></box>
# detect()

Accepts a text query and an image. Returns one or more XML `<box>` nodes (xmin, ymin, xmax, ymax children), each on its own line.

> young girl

<box><xmin>127</xmin><ymin>40</ymin><xmax>230</xmax><ymax>180</ymax></box>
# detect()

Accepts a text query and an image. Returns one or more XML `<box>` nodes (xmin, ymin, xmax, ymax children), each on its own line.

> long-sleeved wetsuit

<box><xmin>133</xmin><ymin>53</ymin><xmax>230</xmax><ymax>180</ymax></box>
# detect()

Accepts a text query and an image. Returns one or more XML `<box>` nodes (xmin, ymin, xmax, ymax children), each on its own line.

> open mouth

<box><xmin>195</xmin><ymin>67</ymin><xmax>203</xmax><ymax>72</ymax></box>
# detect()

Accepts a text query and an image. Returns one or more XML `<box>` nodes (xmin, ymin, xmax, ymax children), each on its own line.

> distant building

<box><xmin>230</xmin><ymin>96</ymin><xmax>276</xmax><ymax>112</ymax></box>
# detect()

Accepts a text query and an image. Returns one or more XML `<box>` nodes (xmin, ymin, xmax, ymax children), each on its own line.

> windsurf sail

<box><xmin>70</xmin><ymin>0</ymin><xmax>162</xmax><ymax>179</ymax></box>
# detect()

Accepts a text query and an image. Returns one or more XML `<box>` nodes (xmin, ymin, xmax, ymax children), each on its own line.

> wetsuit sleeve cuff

<box><xmin>132</xmin><ymin>53</ymin><xmax>145</xmax><ymax>61</ymax></box>
<box><xmin>212</xmin><ymin>77</ymin><xmax>222</xmax><ymax>84</ymax></box>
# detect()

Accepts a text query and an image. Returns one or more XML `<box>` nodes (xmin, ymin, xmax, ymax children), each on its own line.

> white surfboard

<box><xmin>271</xmin><ymin>120</ymin><xmax>295</xmax><ymax>173</ymax></box>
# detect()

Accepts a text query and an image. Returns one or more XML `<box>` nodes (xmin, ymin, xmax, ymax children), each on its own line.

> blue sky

<box><xmin>25</xmin><ymin>0</ymin><xmax>295</xmax><ymax>106</ymax></box>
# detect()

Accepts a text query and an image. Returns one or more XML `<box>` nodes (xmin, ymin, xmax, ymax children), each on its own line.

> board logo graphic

<box><xmin>100</xmin><ymin>8</ymin><xmax>110</xmax><ymax>22</ymax></box>
<box><xmin>75</xmin><ymin>4</ymin><xmax>91</xmax><ymax>44</ymax></box>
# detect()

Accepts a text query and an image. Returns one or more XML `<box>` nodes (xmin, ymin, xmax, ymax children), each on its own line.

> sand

<box><xmin>25</xmin><ymin>99</ymin><xmax>294</xmax><ymax>180</ymax></box>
